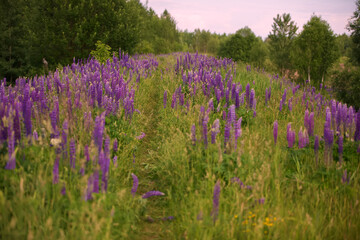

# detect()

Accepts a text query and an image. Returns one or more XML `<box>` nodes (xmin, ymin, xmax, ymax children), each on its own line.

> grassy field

<box><xmin>1</xmin><ymin>52</ymin><xmax>359</xmax><ymax>239</ymax></box>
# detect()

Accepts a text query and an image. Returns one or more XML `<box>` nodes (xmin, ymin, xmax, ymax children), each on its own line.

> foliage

<box><xmin>268</xmin><ymin>13</ymin><xmax>298</xmax><ymax>75</ymax></box>
<box><xmin>218</xmin><ymin>27</ymin><xmax>259</xmax><ymax>63</ymax></box>
<box><xmin>292</xmin><ymin>15</ymin><xmax>339</xmax><ymax>88</ymax></box>
<box><xmin>348</xmin><ymin>0</ymin><xmax>360</xmax><ymax>64</ymax></box>
<box><xmin>331</xmin><ymin>63</ymin><xmax>360</xmax><ymax>110</ymax></box>
<box><xmin>90</xmin><ymin>41</ymin><xmax>112</xmax><ymax>64</ymax></box>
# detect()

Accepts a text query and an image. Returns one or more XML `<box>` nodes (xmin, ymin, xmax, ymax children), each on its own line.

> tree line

<box><xmin>0</xmin><ymin>0</ymin><xmax>181</xmax><ymax>81</ymax></box>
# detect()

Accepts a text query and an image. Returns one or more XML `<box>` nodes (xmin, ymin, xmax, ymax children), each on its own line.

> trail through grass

<box><xmin>133</xmin><ymin>68</ymin><xmax>173</xmax><ymax>239</ymax></box>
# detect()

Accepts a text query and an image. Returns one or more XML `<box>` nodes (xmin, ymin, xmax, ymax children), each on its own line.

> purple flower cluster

<box><xmin>287</xmin><ymin>123</ymin><xmax>296</xmax><ymax>148</ymax></box>
<box><xmin>212</xmin><ymin>180</ymin><xmax>221</xmax><ymax>223</ymax></box>
<box><xmin>273</xmin><ymin>120</ymin><xmax>278</xmax><ymax>145</ymax></box>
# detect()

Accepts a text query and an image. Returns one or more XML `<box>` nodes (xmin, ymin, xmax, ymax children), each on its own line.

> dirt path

<box><xmin>133</xmin><ymin>73</ymin><xmax>171</xmax><ymax>239</ymax></box>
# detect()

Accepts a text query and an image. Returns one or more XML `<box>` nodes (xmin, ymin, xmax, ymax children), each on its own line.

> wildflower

<box><xmin>24</xmin><ymin>99</ymin><xmax>33</xmax><ymax>136</ymax></box>
<box><xmin>85</xmin><ymin>175</ymin><xmax>93</xmax><ymax>201</ymax></box>
<box><xmin>341</xmin><ymin>169</ymin><xmax>349</xmax><ymax>184</ymax></box>
<box><xmin>5</xmin><ymin>129</ymin><xmax>15</xmax><ymax>170</ymax></box>
<box><xmin>136</xmin><ymin>132</ymin><xmax>146</xmax><ymax>140</ymax></box>
<box><xmin>224</xmin><ymin>120</ymin><xmax>231</xmax><ymax>147</ymax></box>
<box><xmin>33</xmin><ymin>130</ymin><xmax>38</xmax><ymax>141</ymax></box>
<box><xmin>61</xmin><ymin>185</ymin><xmax>66</xmax><ymax>195</ymax></box>
<box><xmin>69</xmin><ymin>139</ymin><xmax>76</xmax><ymax>169</ymax></box>
<box><xmin>142</xmin><ymin>191</ymin><xmax>165</xmax><ymax>199</ymax></box>
<box><xmin>273</xmin><ymin>120</ymin><xmax>278</xmax><ymax>145</ymax></box>
<box><xmin>53</xmin><ymin>155</ymin><xmax>59</xmax><ymax>184</ymax></box>
<box><xmin>131</xmin><ymin>173</ymin><xmax>138</xmax><ymax>196</ymax></box>
<box><xmin>212</xmin><ymin>180</ymin><xmax>221</xmax><ymax>223</ymax></box>
<box><xmin>249</xmin><ymin>89</ymin><xmax>255</xmax><ymax>109</ymax></box>
<box><xmin>211</xmin><ymin>119</ymin><xmax>220</xmax><ymax>144</ymax></box>
<box><xmin>202</xmin><ymin>118</ymin><xmax>208</xmax><ymax>148</ymax></box>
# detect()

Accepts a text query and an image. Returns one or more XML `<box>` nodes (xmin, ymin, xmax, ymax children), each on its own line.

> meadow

<box><xmin>0</xmin><ymin>52</ymin><xmax>359</xmax><ymax>239</ymax></box>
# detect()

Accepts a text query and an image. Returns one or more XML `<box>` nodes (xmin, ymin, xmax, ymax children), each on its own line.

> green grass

<box><xmin>0</xmin><ymin>53</ymin><xmax>359</xmax><ymax>239</ymax></box>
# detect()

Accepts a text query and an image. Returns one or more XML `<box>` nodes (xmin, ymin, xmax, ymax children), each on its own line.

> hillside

<box><xmin>1</xmin><ymin>52</ymin><xmax>360</xmax><ymax>239</ymax></box>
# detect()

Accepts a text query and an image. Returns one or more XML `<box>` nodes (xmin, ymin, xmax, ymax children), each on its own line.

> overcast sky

<box><xmin>140</xmin><ymin>0</ymin><xmax>355</xmax><ymax>39</ymax></box>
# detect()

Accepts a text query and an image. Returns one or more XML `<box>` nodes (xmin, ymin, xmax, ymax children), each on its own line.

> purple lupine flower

<box><xmin>234</xmin><ymin>117</ymin><xmax>242</xmax><ymax>140</ymax></box>
<box><xmin>298</xmin><ymin>129</ymin><xmax>305</xmax><ymax>149</ymax></box>
<box><xmin>202</xmin><ymin>118</ymin><xmax>208</xmax><ymax>148</ymax></box>
<box><xmin>314</xmin><ymin>135</ymin><xmax>319</xmax><ymax>152</ymax></box>
<box><xmin>69</xmin><ymin>139</ymin><xmax>76</xmax><ymax>169</ymax></box>
<box><xmin>288</xmin><ymin>98</ymin><xmax>292</xmax><ymax>111</ymax></box>
<box><xmin>93</xmin><ymin>170</ymin><xmax>99</xmax><ymax>194</ymax></box>
<box><xmin>33</xmin><ymin>130</ymin><xmax>38</xmax><ymax>141</ymax></box>
<box><xmin>279</xmin><ymin>100</ymin><xmax>283</xmax><ymax>112</ymax></box>
<box><xmin>163</xmin><ymin>90</ymin><xmax>167</xmax><ymax>108</ymax></box>
<box><xmin>5</xmin><ymin>125</ymin><xmax>16</xmax><ymax>170</ymax></box>
<box><xmin>84</xmin><ymin>145</ymin><xmax>90</xmax><ymax>162</ymax></box>
<box><xmin>142</xmin><ymin>191</ymin><xmax>165</xmax><ymax>199</ymax></box>
<box><xmin>249</xmin><ymin>89</ymin><xmax>255</xmax><ymax>109</ymax></box>
<box><xmin>136</xmin><ymin>132</ymin><xmax>146</xmax><ymax>140</ymax></box>
<box><xmin>287</xmin><ymin>123</ymin><xmax>295</xmax><ymax>148</ymax></box>
<box><xmin>282</xmin><ymin>89</ymin><xmax>287</xmax><ymax>105</ymax></box>
<box><xmin>50</xmin><ymin>109</ymin><xmax>58</xmax><ymax>136</ymax></box>
<box><xmin>235</xmin><ymin>90</ymin><xmax>240</xmax><ymax>108</ymax></box>
<box><xmin>224</xmin><ymin>121</ymin><xmax>231</xmax><ymax>147</ymax></box>
<box><xmin>231</xmin><ymin>177</ymin><xmax>244</xmax><ymax>188</ymax></box>
<box><xmin>273</xmin><ymin>120</ymin><xmax>278</xmax><ymax>145</ymax></box>
<box><xmin>162</xmin><ymin>216</ymin><xmax>175</xmax><ymax>221</ymax></box>
<box><xmin>113</xmin><ymin>139</ymin><xmax>118</xmax><ymax>152</ymax></box>
<box><xmin>24</xmin><ymin>99</ymin><xmax>32</xmax><ymax>136</ymax></box>
<box><xmin>208</xmin><ymin>99</ymin><xmax>214</xmax><ymax>112</ymax></box>
<box><xmin>13</xmin><ymin>107</ymin><xmax>21</xmax><ymax>143</ymax></box>
<box><xmin>228</xmin><ymin>104</ymin><xmax>236</xmax><ymax>124</ymax></box>
<box><xmin>191</xmin><ymin>124</ymin><xmax>196</xmax><ymax>145</ymax></box>
<box><xmin>212</xmin><ymin>180</ymin><xmax>221</xmax><ymax>223</ymax></box>
<box><xmin>61</xmin><ymin>185</ymin><xmax>66</xmax><ymax>195</ymax></box>
<box><xmin>53</xmin><ymin>154</ymin><xmax>59</xmax><ymax>184</ymax></box>
<box><xmin>104</xmin><ymin>136</ymin><xmax>110</xmax><ymax>157</ymax></box>
<box><xmin>341</xmin><ymin>169</ymin><xmax>350</xmax><ymax>184</ymax></box>
<box><xmin>131</xmin><ymin>173</ymin><xmax>139</xmax><ymax>196</ymax></box>
<box><xmin>308</xmin><ymin>112</ymin><xmax>314</xmax><ymax>137</ymax></box>
<box><xmin>268</xmin><ymin>87</ymin><xmax>271</xmax><ymax>101</ymax></box>
<box><xmin>211</xmin><ymin>119</ymin><xmax>220</xmax><ymax>144</ymax></box>
<box><xmin>265</xmin><ymin>88</ymin><xmax>268</xmax><ymax>105</ymax></box>
<box><xmin>257</xmin><ymin>198</ymin><xmax>265</xmax><ymax>204</ymax></box>
<box><xmin>85</xmin><ymin>175</ymin><xmax>94</xmax><ymax>201</ymax></box>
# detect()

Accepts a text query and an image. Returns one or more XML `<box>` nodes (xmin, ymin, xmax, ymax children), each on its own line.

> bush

<box><xmin>90</xmin><ymin>41</ymin><xmax>111</xmax><ymax>64</ymax></box>
<box><xmin>331</xmin><ymin>63</ymin><xmax>360</xmax><ymax>110</ymax></box>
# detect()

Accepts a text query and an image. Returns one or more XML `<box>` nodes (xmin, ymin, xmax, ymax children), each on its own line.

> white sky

<box><xmin>140</xmin><ymin>0</ymin><xmax>355</xmax><ymax>39</ymax></box>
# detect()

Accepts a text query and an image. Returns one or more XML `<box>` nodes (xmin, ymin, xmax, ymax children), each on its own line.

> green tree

<box><xmin>218</xmin><ymin>27</ymin><xmax>257</xmax><ymax>62</ymax></box>
<box><xmin>292</xmin><ymin>15</ymin><xmax>338</xmax><ymax>87</ymax></box>
<box><xmin>0</xmin><ymin>0</ymin><xmax>30</xmax><ymax>82</ymax></box>
<box><xmin>348</xmin><ymin>0</ymin><xmax>360</xmax><ymax>64</ymax></box>
<box><xmin>268</xmin><ymin>13</ymin><xmax>298</xmax><ymax>75</ymax></box>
